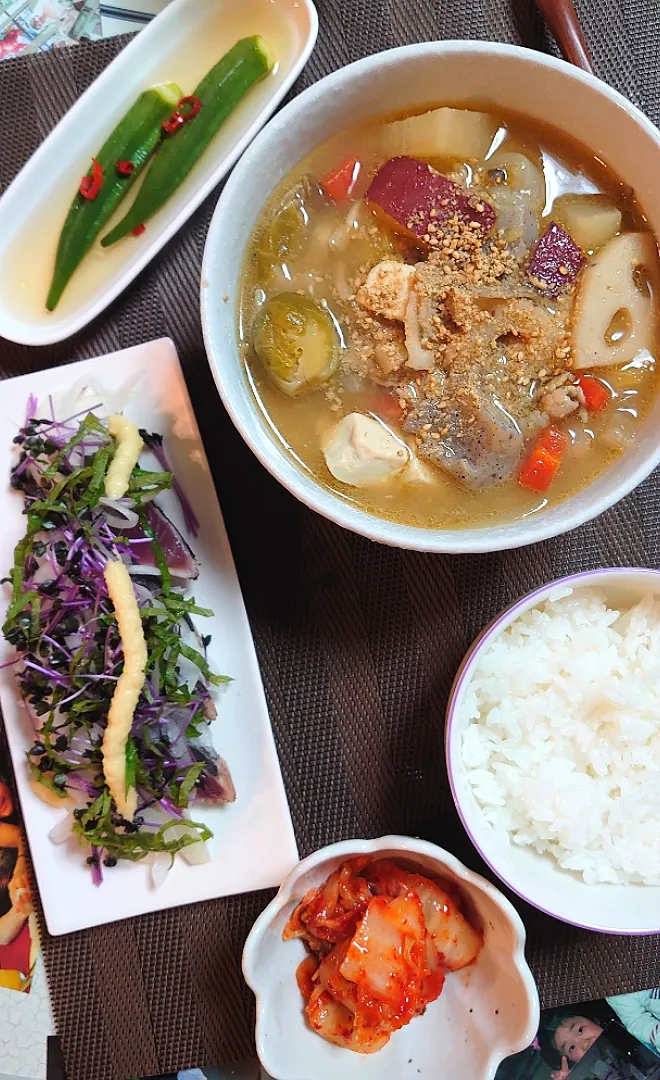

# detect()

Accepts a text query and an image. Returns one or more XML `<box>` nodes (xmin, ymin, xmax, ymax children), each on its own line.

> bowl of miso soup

<box><xmin>202</xmin><ymin>41</ymin><xmax>660</xmax><ymax>552</ymax></box>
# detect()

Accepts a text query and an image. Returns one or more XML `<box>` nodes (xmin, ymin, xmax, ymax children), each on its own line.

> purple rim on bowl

<box><xmin>445</xmin><ymin>566</ymin><xmax>660</xmax><ymax>935</ymax></box>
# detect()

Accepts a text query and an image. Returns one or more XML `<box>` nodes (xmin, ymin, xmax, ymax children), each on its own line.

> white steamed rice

<box><xmin>460</xmin><ymin>586</ymin><xmax>660</xmax><ymax>885</ymax></box>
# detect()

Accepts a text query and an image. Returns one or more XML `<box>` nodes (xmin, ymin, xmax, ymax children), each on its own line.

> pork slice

<box><xmin>404</xmin><ymin>377</ymin><xmax>523</xmax><ymax>489</ymax></box>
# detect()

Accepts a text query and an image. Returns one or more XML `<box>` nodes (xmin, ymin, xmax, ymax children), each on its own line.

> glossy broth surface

<box><xmin>238</xmin><ymin>106</ymin><xmax>660</xmax><ymax>529</ymax></box>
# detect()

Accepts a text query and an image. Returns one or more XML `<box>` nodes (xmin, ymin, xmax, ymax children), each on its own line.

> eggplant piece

<box><xmin>528</xmin><ymin>222</ymin><xmax>585</xmax><ymax>296</ymax></box>
<box><xmin>366</xmin><ymin>157</ymin><xmax>496</xmax><ymax>244</ymax></box>
<box><xmin>123</xmin><ymin>502</ymin><xmax>199</xmax><ymax>580</ymax></box>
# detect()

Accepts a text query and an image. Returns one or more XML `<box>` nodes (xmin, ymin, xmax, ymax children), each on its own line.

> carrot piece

<box><xmin>575</xmin><ymin>374</ymin><xmax>611</xmax><ymax>412</ymax></box>
<box><xmin>366</xmin><ymin>390</ymin><xmax>404</xmax><ymax>424</ymax></box>
<box><xmin>320</xmin><ymin>157</ymin><xmax>360</xmax><ymax>202</ymax></box>
<box><xmin>519</xmin><ymin>426</ymin><xmax>569</xmax><ymax>492</ymax></box>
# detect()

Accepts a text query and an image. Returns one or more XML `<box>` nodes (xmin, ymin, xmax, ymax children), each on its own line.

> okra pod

<box><xmin>101</xmin><ymin>37</ymin><xmax>274</xmax><ymax>248</ymax></box>
<box><xmin>46</xmin><ymin>82</ymin><xmax>182</xmax><ymax>311</ymax></box>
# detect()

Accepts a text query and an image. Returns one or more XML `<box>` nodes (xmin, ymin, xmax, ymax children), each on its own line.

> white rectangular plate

<box><xmin>0</xmin><ymin>338</ymin><xmax>298</xmax><ymax>935</ymax></box>
<box><xmin>0</xmin><ymin>0</ymin><xmax>317</xmax><ymax>345</ymax></box>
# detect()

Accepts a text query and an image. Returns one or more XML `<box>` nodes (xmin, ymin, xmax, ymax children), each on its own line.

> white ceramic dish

<box><xmin>243</xmin><ymin>835</ymin><xmax>539</xmax><ymax>1080</ymax></box>
<box><xmin>446</xmin><ymin>567</ymin><xmax>660</xmax><ymax>935</ymax></box>
<box><xmin>0</xmin><ymin>338</ymin><xmax>298</xmax><ymax>935</ymax></box>
<box><xmin>202</xmin><ymin>40</ymin><xmax>660</xmax><ymax>554</ymax></box>
<box><xmin>0</xmin><ymin>0</ymin><xmax>317</xmax><ymax>346</ymax></box>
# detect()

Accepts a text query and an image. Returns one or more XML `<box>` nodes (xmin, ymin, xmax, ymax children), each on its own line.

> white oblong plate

<box><xmin>0</xmin><ymin>0</ymin><xmax>317</xmax><ymax>346</ymax></box>
<box><xmin>0</xmin><ymin>339</ymin><xmax>298</xmax><ymax>934</ymax></box>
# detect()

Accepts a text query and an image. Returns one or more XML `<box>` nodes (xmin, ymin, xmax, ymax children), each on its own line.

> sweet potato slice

<box><xmin>366</xmin><ymin>156</ymin><xmax>496</xmax><ymax>243</ymax></box>
<box><xmin>528</xmin><ymin>222</ymin><xmax>585</xmax><ymax>296</ymax></box>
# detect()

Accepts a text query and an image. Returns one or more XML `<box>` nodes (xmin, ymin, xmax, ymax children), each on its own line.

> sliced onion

<box><xmin>99</xmin><ymin>497</ymin><xmax>139</xmax><ymax>530</ymax></box>
<box><xmin>127</xmin><ymin>563</ymin><xmax>160</xmax><ymax>578</ymax></box>
<box><xmin>180</xmin><ymin>838</ymin><xmax>211</xmax><ymax>866</ymax></box>
<box><xmin>54</xmin><ymin>373</ymin><xmax>144</xmax><ymax>422</ymax></box>
<box><xmin>171</xmin><ymin>819</ymin><xmax>212</xmax><ymax>866</ymax></box>
<box><xmin>49</xmin><ymin>813</ymin><xmax>74</xmax><ymax>845</ymax></box>
<box><xmin>333</xmin><ymin>261</ymin><xmax>353</xmax><ymax>300</ymax></box>
<box><xmin>150</xmin><ymin>852</ymin><xmax>172</xmax><ymax>889</ymax></box>
<box><xmin>133</xmin><ymin>582</ymin><xmax>161</xmax><ymax>607</ymax></box>
<box><xmin>601</xmin><ymin>410</ymin><xmax>637</xmax><ymax>450</ymax></box>
<box><xmin>328</xmin><ymin>200</ymin><xmax>363</xmax><ymax>250</ymax></box>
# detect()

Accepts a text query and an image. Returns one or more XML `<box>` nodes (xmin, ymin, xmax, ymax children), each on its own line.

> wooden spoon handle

<box><xmin>533</xmin><ymin>0</ymin><xmax>594</xmax><ymax>74</ymax></box>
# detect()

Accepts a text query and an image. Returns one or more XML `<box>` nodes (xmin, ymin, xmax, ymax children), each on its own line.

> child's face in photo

<box><xmin>554</xmin><ymin>1016</ymin><xmax>605</xmax><ymax>1063</ymax></box>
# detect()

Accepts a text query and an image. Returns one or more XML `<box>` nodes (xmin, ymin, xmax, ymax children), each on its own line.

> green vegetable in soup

<box><xmin>253</xmin><ymin>178</ymin><xmax>320</xmax><ymax>283</ymax></box>
<box><xmin>252</xmin><ymin>293</ymin><xmax>340</xmax><ymax>395</ymax></box>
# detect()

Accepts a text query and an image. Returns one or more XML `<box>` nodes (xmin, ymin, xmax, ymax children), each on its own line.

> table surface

<box><xmin>2</xmin><ymin>1</ymin><xmax>660</xmax><ymax>1078</ymax></box>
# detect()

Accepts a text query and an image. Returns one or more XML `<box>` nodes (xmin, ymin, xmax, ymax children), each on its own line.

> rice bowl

<box><xmin>446</xmin><ymin>568</ymin><xmax>660</xmax><ymax>934</ymax></box>
<box><xmin>460</xmin><ymin>586</ymin><xmax>660</xmax><ymax>885</ymax></box>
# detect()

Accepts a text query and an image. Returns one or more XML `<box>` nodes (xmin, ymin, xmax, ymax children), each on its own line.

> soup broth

<box><xmin>238</xmin><ymin>105</ymin><xmax>660</xmax><ymax>530</ymax></box>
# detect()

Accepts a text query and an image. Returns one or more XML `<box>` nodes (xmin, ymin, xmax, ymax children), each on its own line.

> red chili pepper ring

<box><xmin>162</xmin><ymin>112</ymin><xmax>185</xmax><ymax>135</ymax></box>
<box><xmin>178</xmin><ymin>95</ymin><xmax>202</xmax><ymax>121</ymax></box>
<box><xmin>116</xmin><ymin>160</ymin><xmax>135</xmax><ymax>177</ymax></box>
<box><xmin>79</xmin><ymin>158</ymin><xmax>103</xmax><ymax>201</ymax></box>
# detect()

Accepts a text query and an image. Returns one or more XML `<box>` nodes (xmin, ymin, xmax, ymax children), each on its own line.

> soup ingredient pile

<box><xmin>2</xmin><ymin>398</ymin><xmax>235</xmax><ymax>882</ymax></box>
<box><xmin>244</xmin><ymin>104</ymin><xmax>660</xmax><ymax>529</ymax></box>
<box><xmin>284</xmin><ymin>857</ymin><xmax>482</xmax><ymax>1053</ymax></box>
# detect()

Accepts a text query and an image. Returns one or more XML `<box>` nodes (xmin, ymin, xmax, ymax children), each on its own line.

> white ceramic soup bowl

<box><xmin>202</xmin><ymin>41</ymin><xmax>660</xmax><ymax>553</ymax></box>
<box><xmin>446</xmin><ymin>567</ymin><xmax>660</xmax><ymax>934</ymax></box>
<box><xmin>242</xmin><ymin>835</ymin><xmax>539</xmax><ymax>1080</ymax></box>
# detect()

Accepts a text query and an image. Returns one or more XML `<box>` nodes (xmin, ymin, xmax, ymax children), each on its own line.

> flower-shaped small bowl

<box><xmin>242</xmin><ymin>835</ymin><xmax>539</xmax><ymax>1080</ymax></box>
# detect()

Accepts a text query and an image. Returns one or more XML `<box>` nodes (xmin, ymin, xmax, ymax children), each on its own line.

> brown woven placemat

<box><xmin>2</xmin><ymin>1</ymin><xmax>660</xmax><ymax>1077</ymax></box>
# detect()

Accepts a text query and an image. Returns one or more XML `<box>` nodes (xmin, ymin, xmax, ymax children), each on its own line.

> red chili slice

<box><xmin>79</xmin><ymin>158</ymin><xmax>103</xmax><ymax>201</ymax></box>
<box><xmin>132</xmin><ymin>224</ymin><xmax>146</xmax><ymax>237</ymax></box>
<box><xmin>116</xmin><ymin>160</ymin><xmax>135</xmax><ymax>177</ymax></box>
<box><xmin>178</xmin><ymin>95</ymin><xmax>202</xmax><ymax>120</ymax></box>
<box><xmin>162</xmin><ymin>112</ymin><xmax>185</xmax><ymax>135</ymax></box>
